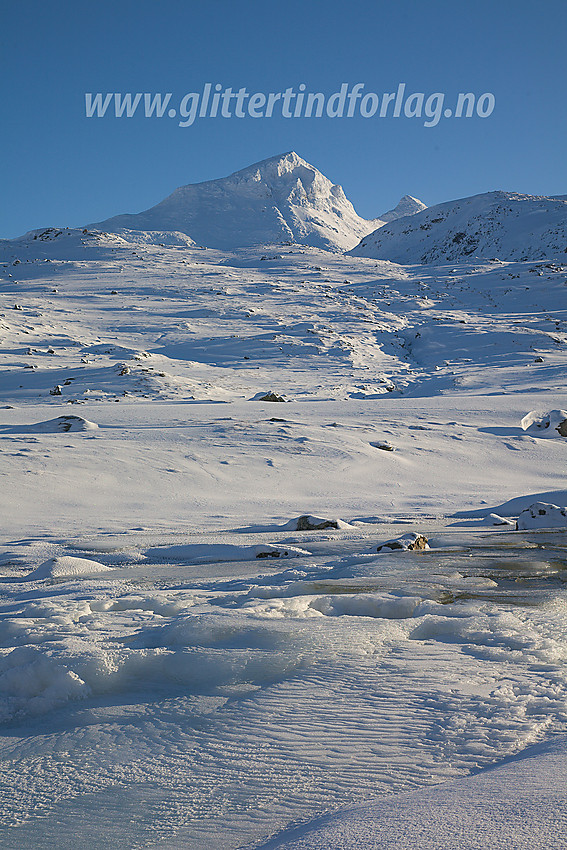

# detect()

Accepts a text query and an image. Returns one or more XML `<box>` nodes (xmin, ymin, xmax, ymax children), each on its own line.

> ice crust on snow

<box><xmin>256</xmin><ymin>734</ymin><xmax>567</xmax><ymax>849</ymax></box>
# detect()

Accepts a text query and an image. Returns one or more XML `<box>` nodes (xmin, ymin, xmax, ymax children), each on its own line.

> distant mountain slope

<box><xmin>91</xmin><ymin>152</ymin><xmax>377</xmax><ymax>252</ymax></box>
<box><xmin>377</xmin><ymin>194</ymin><xmax>427</xmax><ymax>223</ymax></box>
<box><xmin>349</xmin><ymin>191</ymin><xmax>567</xmax><ymax>263</ymax></box>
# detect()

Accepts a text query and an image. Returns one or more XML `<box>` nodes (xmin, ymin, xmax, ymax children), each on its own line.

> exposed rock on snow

<box><xmin>28</xmin><ymin>556</ymin><xmax>111</xmax><ymax>580</ymax></box>
<box><xmin>376</xmin><ymin>533</ymin><xmax>430</xmax><ymax>552</ymax></box>
<box><xmin>296</xmin><ymin>516</ymin><xmax>339</xmax><ymax>531</ymax></box>
<box><xmin>486</xmin><ymin>513</ymin><xmax>515</xmax><ymax>526</ymax></box>
<box><xmin>1</xmin><ymin>416</ymin><xmax>98</xmax><ymax>434</ymax></box>
<box><xmin>233</xmin><ymin>516</ymin><xmax>355</xmax><ymax>533</ymax></box>
<box><xmin>516</xmin><ymin>502</ymin><xmax>567</xmax><ymax>530</ymax></box>
<box><xmin>521</xmin><ymin>409</ymin><xmax>567</xmax><ymax>438</ymax></box>
<box><xmin>144</xmin><ymin>542</ymin><xmax>311</xmax><ymax>563</ymax></box>
<box><xmin>255</xmin><ymin>544</ymin><xmax>306</xmax><ymax>559</ymax></box>
<box><xmin>91</xmin><ymin>152</ymin><xmax>376</xmax><ymax>251</ymax></box>
<box><xmin>291</xmin><ymin>515</ymin><xmax>355</xmax><ymax>531</ymax></box>
<box><xmin>370</xmin><ymin>440</ymin><xmax>395</xmax><ymax>451</ymax></box>
<box><xmin>349</xmin><ymin>191</ymin><xmax>567</xmax><ymax>263</ymax></box>
<box><xmin>258</xmin><ymin>392</ymin><xmax>287</xmax><ymax>403</ymax></box>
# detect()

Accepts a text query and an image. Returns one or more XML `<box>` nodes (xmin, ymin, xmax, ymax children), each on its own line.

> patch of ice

<box><xmin>487</xmin><ymin>513</ymin><xmax>515</xmax><ymax>526</ymax></box>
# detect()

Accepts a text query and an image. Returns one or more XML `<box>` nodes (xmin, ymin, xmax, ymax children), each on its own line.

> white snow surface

<box><xmin>0</xmin><ymin>415</ymin><xmax>98</xmax><ymax>434</ymax></box>
<box><xmin>255</xmin><ymin>734</ymin><xmax>567</xmax><ymax>849</ymax></box>
<box><xmin>350</xmin><ymin>190</ymin><xmax>567</xmax><ymax>262</ymax></box>
<box><xmin>0</xmin><ymin>224</ymin><xmax>566</xmax><ymax>848</ymax></box>
<box><xmin>376</xmin><ymin>194</ymin><xmax>427</xmax><ymax>223</ymax></box>
<box><xmin>27</xmin><ymin>555</ymin><xmax>112</xmax><ymax>580</ymax></box>
<box><xmin>91</xmin><ymin>152</ymin><xmax>378</xmax><ymax>252</ymax></box>
<box><xmin>521</xmin><ymin>408</ymin><xmax>567</xmax><ymax>437</ymax></box>
<box><xmin>516</xmin><ymin>501</ymin><xmax>567</xmax><ymax>530</ymax></box>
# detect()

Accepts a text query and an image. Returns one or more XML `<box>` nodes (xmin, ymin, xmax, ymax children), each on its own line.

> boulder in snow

<box><xmin>254</xmin><ymin>544</ymin><xmax>310</xmax><ymax>559</ymax></box>
<box><xmin>2</xmin><ymin>416</ymin><xmax>98</xmax><ymax>434</ymax></box>
<box><xmin>521</xmin><ymin>410</ymin><xmax>567</xmax><ymax>438</ymax></box>
<box><xmin>296</xmin><ymin>515</ymin><xmax>339</xmax><ymax>531</ymax></box>
<box><xmin>2</xmin><ymin>416</ymin><xmax>99</xmax><ymax>434</ymax></box>
<box><xmin>516</xmin><ymin>502</ymin><xmax>567</xmax><ymax>530</ymax></box>
<box><xmin>258</xmin><ymin>392</ymin><xmax>286</xmax><ymax>403</ymax></box>
<box><xmin>377</xmin><ymin>533</ymin><xmax>429</xmax><ymax>552</ymax></box>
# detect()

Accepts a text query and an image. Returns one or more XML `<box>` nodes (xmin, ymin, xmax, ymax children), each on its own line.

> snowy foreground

<box><xmin>0</xmin><ymin>231</ymin><xmax>566</xmax><ymax>848</ymax></box>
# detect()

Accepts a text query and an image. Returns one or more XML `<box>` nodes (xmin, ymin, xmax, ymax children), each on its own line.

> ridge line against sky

<box><xmin>1</xmin><ymin>0</ymin><xmax>566</xmax><ymax>238</ymax></box>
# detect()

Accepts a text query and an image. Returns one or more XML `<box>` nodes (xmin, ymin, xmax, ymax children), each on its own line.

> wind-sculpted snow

<box><xmin>257</xmin><ymin>735</ymin><xmax>567</xmax><ymax>849</ymax></box>
<box><xmin>26</xmin><ymin>555</ymin><xmax>111</xmax><ymax>579</ymax></box>
<box><xmin>1</xmin><ymin>529</ymin><xmax>567</xmax><ymax>848</ymax></box>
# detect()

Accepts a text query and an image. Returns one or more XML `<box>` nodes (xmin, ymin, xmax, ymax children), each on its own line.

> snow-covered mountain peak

<box><xmin>378</xmin><ymin>194</ymin><xmax>428</xmax><ymax>223</ymax></box>
<box><xmin>91</xmin><ymin>152</ymin><xmax>375</xmax><ymax>251</ymax></box>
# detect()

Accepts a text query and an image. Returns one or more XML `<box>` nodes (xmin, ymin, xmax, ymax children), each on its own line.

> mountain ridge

<box><xmin>349</xmin><ymin>190</ymin><xmax>567</xmax><ymax>262</ymax></box>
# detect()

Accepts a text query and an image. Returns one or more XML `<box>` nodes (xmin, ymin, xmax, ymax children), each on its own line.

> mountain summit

<box><xmin>377</xmin><ymin>194</ymin><xmax>427</xmax><ymax>223</ymax></box>
<box><xmin>92</xmin><ymin>152</ymin><xmax>378</xmax><ymax>251</ymax></box>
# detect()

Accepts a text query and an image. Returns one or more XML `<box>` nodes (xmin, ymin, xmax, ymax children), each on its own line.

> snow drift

<box><xmin>521</xmin><ymin>409</ymin><xmax>567</xmax><ymax>438</ymax></box>
<box><xmin>27</xmin><ymin>556</ymin><xmax>112</xmax><ymax>580</ymax></box>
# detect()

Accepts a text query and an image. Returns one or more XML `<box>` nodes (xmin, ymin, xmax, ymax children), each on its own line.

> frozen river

<box><xmin>1</xmin><ymin>525</ymin><xmax>566</xmax><ymax>848</ymax></box>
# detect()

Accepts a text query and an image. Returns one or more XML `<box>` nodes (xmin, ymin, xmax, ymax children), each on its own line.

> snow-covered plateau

<box><xmin>1</xmin><ymin>156</ymin><xmax>566</xmax><ymax>848</ymax></box>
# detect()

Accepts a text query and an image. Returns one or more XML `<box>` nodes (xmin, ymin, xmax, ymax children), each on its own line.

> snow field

<box><xmin>0</xmin><ymin>226</ymin><xmax>566</xmax><ymax>847</ymax></box>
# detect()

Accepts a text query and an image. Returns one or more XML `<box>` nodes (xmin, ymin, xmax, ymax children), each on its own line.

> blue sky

<box><xmin>1</xmin><ymin>0</ymin><xmax>566</xmax><ymax>237</ymax></box>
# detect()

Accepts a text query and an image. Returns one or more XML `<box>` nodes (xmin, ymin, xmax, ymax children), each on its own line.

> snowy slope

<box><xmin>257</xmin><ymin>735</ymin><xmax>567</xmax><ymax>849</ymax></box>
<box><xmin>1</xmin><ymin>221</ymin><xmax>567</xmax><ymax>849</ymax></box>
<box><xmin>377</xmin><ymin>193</ymin><xmax>427</xmax><ymax>223</ymax></box>
<box><xmin>350</xmin><ymin>190</ymin><xmax>567</xmax><ymax>262</ymax></box>
<box><xmin>91</xmin><ymin>151</ymin><xmax>376</xmax><ymax>252</ymax></box>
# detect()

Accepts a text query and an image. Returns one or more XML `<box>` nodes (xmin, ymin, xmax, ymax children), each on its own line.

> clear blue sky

<box><xmin>1</xmin><ymin>0</ymin><xmax>566</xmax><ymax>237</ymax></box>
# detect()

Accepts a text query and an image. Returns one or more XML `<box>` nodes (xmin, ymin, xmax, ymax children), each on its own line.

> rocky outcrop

<box><xmin>377</xmin><ymin>533</ymin><xmax>429</xmax><ymax>552</ymax></box>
